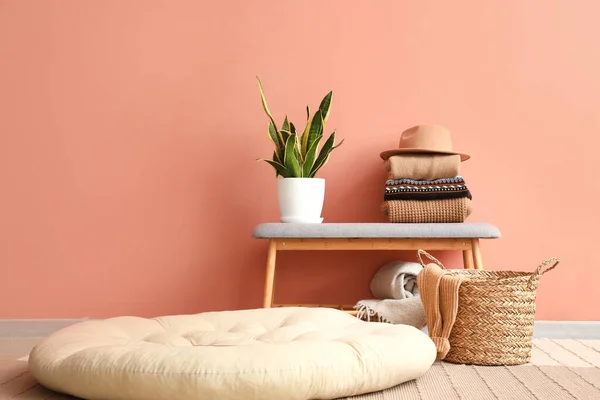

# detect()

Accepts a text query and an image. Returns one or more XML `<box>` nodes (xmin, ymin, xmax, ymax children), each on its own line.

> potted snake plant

<box><xmin>256</xmin><ymin>77</ymin><xmax>344</xmax><ymax>223</ymax></box>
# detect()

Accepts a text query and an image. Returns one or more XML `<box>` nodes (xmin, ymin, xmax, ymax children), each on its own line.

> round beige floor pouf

<box><xmin>29</xmin><ymin>307</ymin><xmax>435</xmax><ymax>400</ymax></box>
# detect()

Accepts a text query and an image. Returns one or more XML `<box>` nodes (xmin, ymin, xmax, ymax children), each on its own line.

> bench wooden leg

<box><xmin>471</xmin><ymin>238</ymin><xmax>483</xmax><ymax>270</ymax></box>
<box><xmin>263</xmin><ymin>239</ymin><xmax>278</xmax><ymax>308</ymax></box>
<box><xmin>462</xmin><ymin>249</ymin><xmax>474</xmax><ymax>269</ymax></box>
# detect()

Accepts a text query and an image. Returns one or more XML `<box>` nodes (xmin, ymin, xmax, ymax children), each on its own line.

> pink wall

<box><xmin>1</xmin><ymin>1</ymin><xmax>598</xmax><ymax>320</ymax></box>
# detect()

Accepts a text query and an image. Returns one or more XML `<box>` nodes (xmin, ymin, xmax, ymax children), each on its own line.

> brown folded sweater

<box><xmin>385</xmin><ymin>154</ymin><xmax>461</xmax><ymax>180</ymax></box>
<box><xmin>381</xmin><ymin>197</ymin><xmax>472</xmax><ymax>223</ymax></box>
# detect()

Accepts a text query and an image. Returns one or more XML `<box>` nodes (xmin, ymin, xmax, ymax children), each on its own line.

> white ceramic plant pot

<box><xmin>277</xmin><ymin>178</ymin><xmax>325</xmax><ymax>223</ymax></box>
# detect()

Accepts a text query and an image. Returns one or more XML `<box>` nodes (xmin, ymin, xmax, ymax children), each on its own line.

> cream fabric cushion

<box><xmin>30</xmin><ymin>307</ymin><xmax>436</xmax><ymax>400</ymax></box>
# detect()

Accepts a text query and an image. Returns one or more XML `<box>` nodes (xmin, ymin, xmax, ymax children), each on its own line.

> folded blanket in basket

<box><xmin>385</xmin><ymin>154</ymin><xmax>461</xmax><ymax>180</ymax></box>
<box><xmin>381</xmin><ymin>197</ymin><xmax>472</xmax><ymax>223</ymax></box>
<box><xmin>370</xmin><ymin>261</ymin><xmax>423</xmax><ymax>300</ymax></box>
<box><xmin>354</xmin><ymin>297</ymin><xmax>427</xmax><ymax>329</ymax></box>
<box><xmin>417</xmin><ymin>261</ymin><xmax>467</xmax><ymax>359</ymax></box>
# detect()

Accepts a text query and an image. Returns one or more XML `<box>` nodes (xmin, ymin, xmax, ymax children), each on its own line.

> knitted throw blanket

<box><xmin>370</xmin><ymin>261</ymin><xmax>423</xmax><ymax>300</ymax></box>
<box><xmin>381</xmin><ymin>197</ymin><xmax>472</xmax><ymax>223</ymax></box>
<box><xmin>385</xmin><ymin>154</ymin><xmax>461</xmax><ymax>180</ymax></box>
<box><xmin>354</xmin><ymin>296</ymin><xmax>427</xmax><ymax>329</ymax></box>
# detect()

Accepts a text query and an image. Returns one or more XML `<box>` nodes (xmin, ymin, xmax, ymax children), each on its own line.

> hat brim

<box><xmin>380</xmin><ymin>148</ymin><xmax>470</xmax><ymax>161</ymax></box>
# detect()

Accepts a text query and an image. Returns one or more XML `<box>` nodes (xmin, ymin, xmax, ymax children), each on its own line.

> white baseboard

<box><xmin>533</xmin><ymin>321</ymin><xmax>600</xmax><ymax>339</ymax></box>
<box><xmin>1</xmin><ymin>319</ymin><xmax>599</xmax><ymax>339</ymax></box>
<box><xmin>420</xmin><ymin>321</ymin><xmax>600</xmax><ymax>340</ymax></box>
<box><xmin>0</xmin><ymin>319</ymin><xmax>87</xmax><ymax>337</ymax></box>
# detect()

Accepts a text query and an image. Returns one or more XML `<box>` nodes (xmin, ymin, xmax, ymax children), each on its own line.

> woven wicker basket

<box><xmin>417</xmin><ymin>250</ymin><xmax>560</xmax><ymax>366</ymax></box>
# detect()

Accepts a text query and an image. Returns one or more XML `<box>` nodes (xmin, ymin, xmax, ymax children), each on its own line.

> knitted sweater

<box><xmin>385</xmin><ymin>154</ymin><xmax>461</xmax><ymax>180</ymax></box>
<box><xmin>384</xmin><ymin>176</ymin><xmax>472</xmax><ymax>201</ymax></box>
<box><xmin>381</xmin><ymin>197</ymin><xmax>472</xmax><ymax>223</ymax></box>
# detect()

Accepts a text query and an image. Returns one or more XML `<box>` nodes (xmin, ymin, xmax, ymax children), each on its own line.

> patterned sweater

<box><xmin>384</xmin><ymin>176</ymin><xmax>472</xmax><ymax>201</ymax></box>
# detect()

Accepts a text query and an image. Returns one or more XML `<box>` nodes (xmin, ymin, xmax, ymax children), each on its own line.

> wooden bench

<box><xmin>252</xmin><ymin>222</ymin><xmax>501</xmax><ymax>312</ymax></box>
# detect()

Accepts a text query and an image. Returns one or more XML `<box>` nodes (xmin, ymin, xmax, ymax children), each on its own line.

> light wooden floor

<box><xmin>2</xmin><ymin>338</ymin><xmax>600</xmax><ymax>399</ymax></box>
<box><xmin>0</xmin><ymin>337</ymin><xmax>75</xmax><ymax>399</ymax></box>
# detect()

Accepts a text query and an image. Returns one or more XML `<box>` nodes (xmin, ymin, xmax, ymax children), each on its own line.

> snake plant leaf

<box><xmin>301</xmin><ymin>109</ymin><xmax>323</xmax><ymax>158</ymax></box>
<box><xmin>282</xmin><ymin>116</ymin><xmax>290</xmax><ymax>133</ymax></box>
<box><xmin>272</xmin><ymin>150</ymin><xmax>280</xmax><ymax>164</ymax></box>
<box><xmin>306</xmin><ymin>105</ymin><xmax>310</xmax><ymax>121</ymax></box>
<box><xmin>257</xmin><ymin>158</ymin><xmax>292</xmax><ymax>177</ymax></box>
<box><xmin>279</xmin><ymin>129</ymin><xmax>291</xmax><ymax>142</ymax></box>
<box><xmin>310</xmin><ymin>132</ymin><xmax>344</xmax><ymax>177</ymax></box>
<box><xmin>310</xmin><ymin>131</ymin><xmax>336</xmax><ymax>176</ymax></box>
<box><xmin>283</xmin><ymin>134</ymin><xmax>302</xmax><ymax>177</ymax></box>
<box><xmin>318</xmin><ymin>91</ymin><xmax>333</xmax><ymax>123</ymax></box>
<box><xmin>257</xmin><ymin>77</ymin><xmax>278</xmax><ymax>132</ymax></box>
<box><xmin>268</xmin><ymin>121</ymin><xmax>285</xmax><ymax>161</ymax></box>
<box><xmin>302</xmin><ymin>134</ymin><xmax>323</xmax><ymax>177</ymax></box>
<box><xmin>290</xmin><ymin>121</ymin><xmax>300</xmax><ymax>159</ymax></box>
<box><xmin>279</xmin><ymin>129</ymin><xmax>299</xmax><ymax>162</ymax></box>
<box><xmin>313</xmin><ymin>138</ymin><xmax>344</xmax><ymax>176</ymax></box>
<box><xmin>294</xmin><ymin>130</ymin><xmax>304</xmax><ymax>164</ymax></box>
<box><xmin>300</xmin><ymin>114</ymin><xmax>312</xmax><ymax>154</ymax></box>
<box><xmin>272</xmin><ymin>151</ymin><xmax>281</xmax><ymax>177</ymax></box>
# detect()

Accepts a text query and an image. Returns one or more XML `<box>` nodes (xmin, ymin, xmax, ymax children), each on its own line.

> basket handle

<box><xmin>533</xmin><ymin>257</ymin><xmax>560</xmax><ymax>276</ymax></box>
<box><xmin>527</xmin><ymin>257</ymin><xmax>560</xmax><ymax>287</ymax></box>
<box><xmin>417</xmin><ymin>249</ymin><xmax>446</xmax><ymax>269</ymax></box>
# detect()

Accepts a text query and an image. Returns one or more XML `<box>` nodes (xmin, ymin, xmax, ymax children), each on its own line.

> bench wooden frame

<box><xmin>262</xmin><ymin>237</ymin><xmax>483</xmax><ymax>311</ymax></box>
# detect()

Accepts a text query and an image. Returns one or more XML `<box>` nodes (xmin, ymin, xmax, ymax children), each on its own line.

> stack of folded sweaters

<box><xmin>381</xmin><ymin>154</ymin><xmax>473</xmax><ymax>223</ymax></box>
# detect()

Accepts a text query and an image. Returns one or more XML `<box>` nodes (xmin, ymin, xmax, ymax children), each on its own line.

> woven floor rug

<box><xmin>2</xmin><ymin>339</ymin><xmax>599</xmax><ymax>399</ymax></box>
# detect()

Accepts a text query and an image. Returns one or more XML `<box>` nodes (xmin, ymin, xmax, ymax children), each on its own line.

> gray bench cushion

<box><xmin>253</xmin><ymin>223</ymin><xmax>501</xmax><ymax>239</ymax></box>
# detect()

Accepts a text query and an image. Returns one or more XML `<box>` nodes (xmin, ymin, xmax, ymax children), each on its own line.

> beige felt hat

<box><xmin>380</xmin><ymin>124</ymin><xmax>470</xmax><ymax>161</ymax></box>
